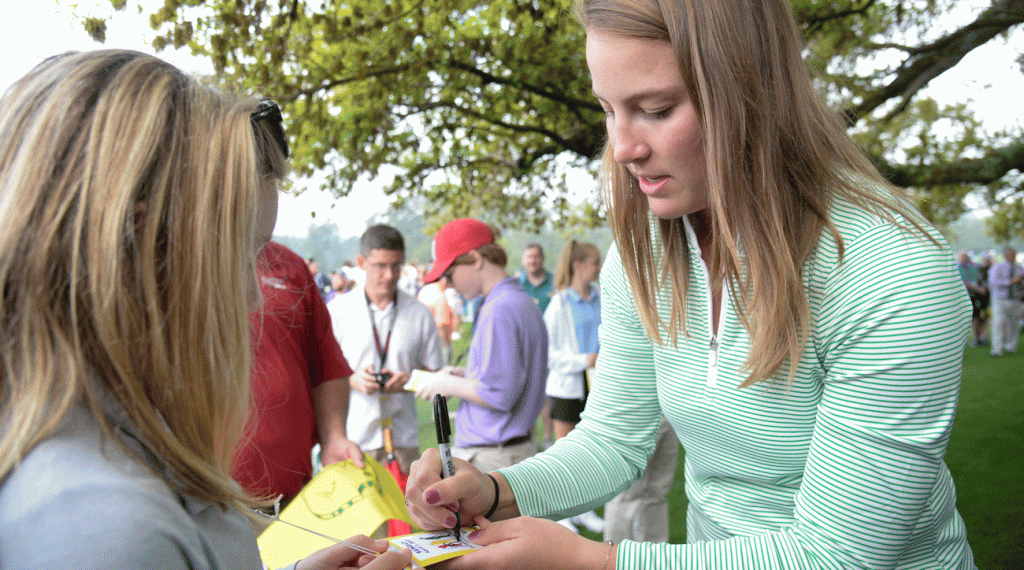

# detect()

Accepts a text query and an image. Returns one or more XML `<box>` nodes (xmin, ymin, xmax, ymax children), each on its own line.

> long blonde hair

<box><xmin>579</xmin><ymin>0</ymin><xmax>932</xmax><ymax>386</ymax></box>
<box><xmin>553</xmin><ymin>240</ymin><xmax>600</xmax><ymax>291</ymax></box>
<box><xmin>0</xmin><ymin>50</ymin><xmax>285</xmax><ymax>508</ymax></box>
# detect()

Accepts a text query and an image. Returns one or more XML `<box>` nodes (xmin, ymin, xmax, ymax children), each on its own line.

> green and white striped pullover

<box><xmin>501</xmin><ymin>197</ymin><xmax>976</xmax><ymax>569</ymax></box>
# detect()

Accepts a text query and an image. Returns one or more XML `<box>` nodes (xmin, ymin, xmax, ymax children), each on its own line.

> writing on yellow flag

<box><xmin>258</xmin><ymin>457</ymin><xmax>413</xmax><ymax>569</ymax></box>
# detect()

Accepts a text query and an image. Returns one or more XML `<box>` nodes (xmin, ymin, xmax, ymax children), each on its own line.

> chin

<box><xmin>646</xmin><ymin>202</ymin><xmax>693</xmax><ymax>220</ymax></box>
<box><xmin>645</xmin><ymin>193</ymin><xmax>705</xmax><ymax>220</ymax></box>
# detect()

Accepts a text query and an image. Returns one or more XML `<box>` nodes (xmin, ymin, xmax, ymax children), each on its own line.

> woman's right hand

<box><xmin>295</xmin><ymin>536</ymin><xmax>411</xmax><ymax>570</ymax></box>
<box><xmin>405</xmin><ymin>449</ymin><xmax>501</xmax><ymax>530</ymax></box>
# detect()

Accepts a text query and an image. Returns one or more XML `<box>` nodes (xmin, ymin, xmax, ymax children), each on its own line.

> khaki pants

<box><xmin>453</xmin><ymin>439</ymin><xmax>538</xmax><ymax>473</ymax></box>
<box><xmin>990</xmin><ymin>297</ymin><xmax>1023</xmax><ymax>355</ymax></box>
<box><xmin>603</xmin><ymin>418</ymin><xmax>679</xmax><ymax>543</ymax></box>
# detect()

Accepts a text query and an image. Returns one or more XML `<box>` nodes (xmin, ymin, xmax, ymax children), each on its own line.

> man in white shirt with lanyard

<box><xmin>327</xmin><ymin>224</ymin><xmax>445</xmax><ymax>472</ymax></box>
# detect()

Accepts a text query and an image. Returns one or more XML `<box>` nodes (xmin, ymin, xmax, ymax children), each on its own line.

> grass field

<box><xmin>416</xmin><ymin>330</ymin><xmax>1023</xmax><ymax>567</ymax></box>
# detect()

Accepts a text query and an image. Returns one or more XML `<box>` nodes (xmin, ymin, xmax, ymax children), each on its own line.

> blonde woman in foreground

<box><xmin>405</xmin><ymin>0</ymin><xmax>977</xmax><ymax>568</ymax></box>
<box><xmin>0</xmin><ymin>50</ymin><xmax>410</xmax><ymax>570</ymax></box>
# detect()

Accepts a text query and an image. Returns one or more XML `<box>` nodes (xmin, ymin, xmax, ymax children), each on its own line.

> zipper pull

<box><xmin>709</xmin><ymin>334</ymin><xmax>719</xmax><ymax>368</ymax></box>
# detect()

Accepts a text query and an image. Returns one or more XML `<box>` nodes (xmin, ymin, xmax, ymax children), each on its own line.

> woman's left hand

<box><xmin>296</xmin><ymin>536</ymin><xmax>412</xmax><ymax>570</ymax></box>
<box><xmin>446</xmin><ymin>516</ymin><xmax>614</xmax><ymax>570</ymax></box>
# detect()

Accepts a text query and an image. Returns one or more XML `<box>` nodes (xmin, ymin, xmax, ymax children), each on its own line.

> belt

<box><xmin>472</xmin><ymin>434</ymin><xmax>533</xmax><ymax>448</ymax></box>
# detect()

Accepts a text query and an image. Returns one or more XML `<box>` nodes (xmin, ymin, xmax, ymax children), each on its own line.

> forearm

<box><xmin>444</xmin><ymin>376</ymin><xmax>489</xmax><ymax>408</ymax></box>
<box><xmin>312</xmin><ymin>378</ymin><xmax>350</xmax><ymax>443</ymax></box>
<box><xmin>499</xmin><ymin>423</ymin><xmax>641</xmax><ymax>521</ymax></box>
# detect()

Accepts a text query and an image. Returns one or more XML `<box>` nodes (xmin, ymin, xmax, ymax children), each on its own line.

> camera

<box><xmin>372</xmin><ymin>371</ymin><xmax>392</xmax><ymax>388</ymax></box>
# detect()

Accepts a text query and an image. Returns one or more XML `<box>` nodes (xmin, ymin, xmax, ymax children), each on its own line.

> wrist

<box><xmin>320</xmin><ymin>429</ymin><xmax>350</xmax><ymax>445</ymax></box>
<box><xmin>579</xmin><ymin>539</ymin><xmax>614</xmax><ymax>570</ymax></box>
<box><xmin>483</xmin><ymin>473</ymin><xmax>500</xmax><ymax>519</ymax></box>
<box><xmin>484</xmin><ymin>471</ymin><xmax>519</xmax><ymax>520</ymax></box>
<box><xmin>603</xmin><ymin>542</ymin><xmax>616</xmax><ymax>570</ymax></box>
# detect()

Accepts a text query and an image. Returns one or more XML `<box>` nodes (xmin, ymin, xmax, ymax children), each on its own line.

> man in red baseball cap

<box><xmin>416</xmin><ymin>219</ymin><xmax>548</xmax><ymax>472</ymax></box>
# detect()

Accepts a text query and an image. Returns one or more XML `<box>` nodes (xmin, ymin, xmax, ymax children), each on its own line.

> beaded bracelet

<box><xmin>602</xmin><ymin>541</ymin><xmax>615</xmax><ymax>570</ymax></box>
<box><xmin>484</xmin><ymin>473</ymin><xmax>500</xmax><ymax>519</ymax></box>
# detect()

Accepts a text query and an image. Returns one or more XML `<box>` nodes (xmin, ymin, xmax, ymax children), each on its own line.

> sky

<box><xmin>1</xmin><ymin>1</ymin><xmax>391</xmax><ymax>238</ymax></box>
<box><xmin>2</xmin><ymin>1</ymin><xmax>1022</xmax><ymax>237</ymax></box>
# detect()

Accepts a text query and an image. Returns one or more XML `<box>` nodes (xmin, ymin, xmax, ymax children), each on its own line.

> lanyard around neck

<box><xmin>365</xmin><ymin>291</ymin><xmax>398</xmax><ymax>372</ymax></box>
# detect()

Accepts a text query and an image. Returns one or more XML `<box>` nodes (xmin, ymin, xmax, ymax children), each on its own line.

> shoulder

<box><xmin>804</xmin><ymin>195</ymin><xmax>968</xmax><ymax>338</ymax></box>
<box><xmin>328</xmin><ymin>288</ymin><xmax>363</xmax><ymax>313</ymax></box>
<box><xmin>807</xmin><ymin>193</ymin><xmax>952</xmax><ymax>283</ymax></box>
<box><xmin>505</xmin><ymin>280</ymin><xmax>544</xmax><ymax>311</ymax></box>
<box><xmin>0</xmin><ymin>415</ymin><xmax>199</xmax><ymax>567</ymax></box>
<box><xmin>542</xmin><ymin>290</ymin><xmax>566</xmax><ymax>320</ymax></box>
<box><xmin>544</xmin><ymin>289</ymin><xmax>566</xmax><ymax>309</ymax></box>
<box><xmin>258</xmin><ymin>241</ymin><xmax>317</xmax><ymax>302</ymax></box>
<box><xmin>597</xmin><ymin>246</ymin><xmax>630</xmax><ymax>299</ymax></box>
<box><xmin>260</xmin><ymin>241</ymin><xmax>308</xmax><ymax>276</ymax></box>
<box><xmin>398</xmin><ymin>290</ymin><xmax>434</xmax><ymax>320</ymax></box>
<box><xmin>485</xmin><ymin>280</ymin><xmax>543</xmax><ymax>319</ymax></box>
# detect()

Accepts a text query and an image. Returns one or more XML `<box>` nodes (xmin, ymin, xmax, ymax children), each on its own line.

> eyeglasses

<box><xmin>251</xmin><ymin>100</ymin><xmax>289</xmax><ymax>159</ymax></box>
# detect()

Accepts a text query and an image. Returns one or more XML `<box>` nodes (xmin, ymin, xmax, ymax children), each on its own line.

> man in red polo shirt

<box><xmin>232</xmin><ymin>240</ymin><xmax>362</xmax><ymax>502</ymax></box>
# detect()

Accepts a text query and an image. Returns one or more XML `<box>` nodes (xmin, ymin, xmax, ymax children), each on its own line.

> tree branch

<box><xmin>444</xmin><ymin>60</ymin><xmax>602</xmax><ymax>113</ymax></box>
<box><xmin>845</xmin><ymin>0</ymin><xmax>1024</xmax><ymax>123</ymax></box>
<box><xmin>876</xmin><ymin>139</ymin><xmax>1024</xmax><ymax>188</ymax></box>
<box><xmin>801</xmin><ymin>0</ymin><xmax>877</xmax><ymax>34</ymax></box>
<box><xmin>282</xmin><ymin>61</ymin><xmax>428</xmax><ymax>102</ymax></box>
<box><xmin>414</xmin><ymin>99</ymin><xmax>576</xmax><ymax>148</ymax></box>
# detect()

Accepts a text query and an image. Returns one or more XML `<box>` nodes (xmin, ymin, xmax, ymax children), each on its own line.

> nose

<box><xmin>610</xmin><ymin>118</ymin><xmax>649</xmax><ymax>165</ymax></box>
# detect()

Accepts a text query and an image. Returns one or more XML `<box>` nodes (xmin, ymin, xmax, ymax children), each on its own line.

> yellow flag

<box><xmin>257</xmin><ymin>457</ymin><xmax>414</xmax><ymax>569</ymax></box>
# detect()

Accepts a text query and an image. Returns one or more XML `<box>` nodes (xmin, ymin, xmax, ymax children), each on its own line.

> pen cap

<box><xmin>433</xmin><ymin>394</ymin><xmax>451</xmax><ymax>445</ymax></box>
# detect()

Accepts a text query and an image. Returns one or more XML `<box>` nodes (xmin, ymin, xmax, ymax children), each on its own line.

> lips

<box><xmin>636</xmin><ymin>174</ymin><xmax>670</xmax><ymax>195</ymax></box>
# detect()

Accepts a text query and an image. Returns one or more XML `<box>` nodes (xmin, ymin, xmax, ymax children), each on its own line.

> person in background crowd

<box><xmin>327</xmin><ymin>224</ymin><xmax>445</xmax><ymax>473</ymax></box>
<box><xmin>602</xmin><ymin>417</ymin><xmax>678</xmax><ymax>545</ymax></box>
<box><xmin>543</xmin><ymin>240</ymin><xmax>606</xmax><ymax>535</ymax></box>
<box><xmin>0</xmin><ymin>49</ymin><xmax>409</xmax><ymax>570</ymax></box>
<box><xmin>233</xmin><ymin>240</ymin><xmax>361</xmax><ymax>503</ymax></box>
<box><xmin>307</xmin><ymin>256</ymin><xmax>333</xmax><ymax>301</ymax></box>
<box><xmin>518</xmin><ymin>242</ymin><xmax>556</xmax><ymax>448</ymax></box>
<box><xmin>324</xmin><ymin>271</ymin><xmax>343</xmax><ymax>303</ymax></box>
<box><xmin>519</xmin><ymin>243</ymin><xmax>554</xmax><ymax>312</ymax></box>
<box><xmin>342</xmin><ymin>259</ymin><xmax>365</xmax><ymax>291</ymax></box>
<box><xmin>987</xmin><ymin>247</ymin><xmax>1024</xmax><ymax>357</ymax></box>
<box><xmin>413</xmin><ymin>219</ymin><xmax>548</xmax><ymax>473</ymax></box>
<box><xmin>956</xmin><ymin>250</ymin><xmax>987</xmax><ymax>347</ymax></box>
<box><xmin>544</xmin><ymin>240</ymin><xmax>602</xmax><ymax>441</ymax></box>
<box><xmin>404</xmin><ymin>0</ymin><xmax>976</xmax><ymax>568</ymax></box>
<box><xmin>977</xmin><ymin>254</ymin><xmax>993</xmax><ymax>344</ymax></box>
<box><xmin>398</xmin><ymin>260</ymin><xmax>421</xmax><ymax>298</ymax></box>
<box><xmin>418</xmin><ymin>274</ymin><xmax>461</xmax><ymax>365</ymax></box>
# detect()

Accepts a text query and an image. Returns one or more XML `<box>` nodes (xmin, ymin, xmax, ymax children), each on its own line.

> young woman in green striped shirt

<box><xmin>406</xmin><ymin>0</ymin><xmax>977</xmax><ymax>568</ymax></box>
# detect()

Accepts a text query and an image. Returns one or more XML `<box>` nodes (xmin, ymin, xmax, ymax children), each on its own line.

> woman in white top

<box><xmin>544</xmin><ymin>240</ymin><xmax>602</xmax><ymax>439</ymax></box>
<box><xmin>544</xmin><ymin>241</ymin><xmax>606</xmax><ymax>534</ymax></box>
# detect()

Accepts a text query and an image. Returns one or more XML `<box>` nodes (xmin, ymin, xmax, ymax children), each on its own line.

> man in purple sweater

<box><xmin>415</xmin><ymin>219</ymin><xmax>548</xmax><ymax>472</ymax></box>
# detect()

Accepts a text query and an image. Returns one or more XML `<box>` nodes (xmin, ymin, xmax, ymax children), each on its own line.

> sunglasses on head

<box><xmin>251</xmin><ymin>100</ymin><xmax>289</xmax><ymax>159</ymax></box>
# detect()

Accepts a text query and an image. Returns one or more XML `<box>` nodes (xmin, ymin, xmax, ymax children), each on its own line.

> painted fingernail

<box><xmin>447</xmin><ymin>502</ymin><xmax>459</xmax><ymax>513</ymax></box>
<box><xmin>468</xmin><ymin>530</ymin><xmax>481</xmax><ymax>540</ymax></box>
<box><xmin>444</xmin><ymin>514</ymin><xmax>457</xmax><ymax>528</ymax></box>
<box><xmin>424</xmin><ymin>489</ymin><xmax>442</xmax><ymax>505</ymax></box>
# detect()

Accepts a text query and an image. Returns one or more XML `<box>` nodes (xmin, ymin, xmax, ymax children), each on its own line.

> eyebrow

<box><xmin>592</xmin><ymin>86</ymin><xmax>686</xmax><ymax>106</ymax></box>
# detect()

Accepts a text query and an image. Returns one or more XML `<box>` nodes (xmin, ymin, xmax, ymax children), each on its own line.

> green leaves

<box><xmin>98</xmin><ymin>0</ymin><xmax>1024</xmax><ymax>238</ymax></box>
